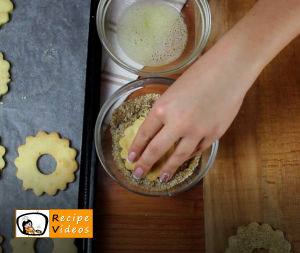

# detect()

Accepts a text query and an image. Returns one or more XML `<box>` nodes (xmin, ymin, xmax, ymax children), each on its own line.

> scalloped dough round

<box><xmin>0</xmin><ymin>0</ymin><xmax>13</xmax><ymax>27</ymax></box>
<box><xmin>10</xmin><ymin>238</ymin><xmax>77</xmax><ymax>253</ymax></box>
<box><xmin>0</xmin><ymin>141</ymin><xmax>6</xmax><ymax>176</ymax></box>
<box><xmin>226</xmin><ymin>222</ymin><xmax>291</xmax><ymax>253</ymax></box>
<box><xmin>0</xmin><ymin>52</ymin><xmax>10</xmax><ymax>98</ymax></box>
<box><xmin>119</xmin><ymin>117</ymin><xmax>176</xmax><ymax>181</ymax></box>
<box><xmin>14</xmin><ymin>131</ymin><xmax>78</xmax><ymax>196</ymax></box>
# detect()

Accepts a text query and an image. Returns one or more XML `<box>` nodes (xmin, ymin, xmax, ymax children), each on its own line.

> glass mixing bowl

<box><xmin>94</xmin><ymin>77</ymin><xmax>218</xmax><ymax>197</ymax></box>
<box><xmin>96</xmin><ymin>0</ymin><xmax>211</xmax><ymax>76</ymax></box>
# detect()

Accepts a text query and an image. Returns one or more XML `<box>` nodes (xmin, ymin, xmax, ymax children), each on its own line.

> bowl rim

<box><xmin>96</xmin><ymin>0</ymin><xmax>212</xmax><ymax>76</ymax></box>
<box><xmin>94</xmin><ymin>77</ymin><xmax>219</xmax><ymax>197</ymax></box>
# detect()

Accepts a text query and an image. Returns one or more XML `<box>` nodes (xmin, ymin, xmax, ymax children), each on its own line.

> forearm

<box><xmin>128</xmin><ymin>0</ymin><xmax>300</xmax><ymax>179</ymax></box>
<box><xmin>227</xmin><ymin>0</ymin><xmax>300</xmax><ymax>70</ymax></box>
<box><xmin>185</xmin><ymin>0</ymin><xmax>300</xmax><ymax>94</ymax></box>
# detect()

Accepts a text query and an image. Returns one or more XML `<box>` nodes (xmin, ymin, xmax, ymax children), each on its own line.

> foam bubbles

<box><xmin>116</xmin><ymin>1</ymin><xmax>188</xmax><ymax>67</ymax></box>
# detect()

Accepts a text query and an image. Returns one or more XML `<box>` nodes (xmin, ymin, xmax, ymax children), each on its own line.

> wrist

<box><xmin>201</xmin><ymin>0</ymin><xmax>300</xmax><ymax>89</ymax></box>
<box><xmin>211</xmin><ymin>0</ymin><xmax>300</xmax><ymax>76</ymax></box>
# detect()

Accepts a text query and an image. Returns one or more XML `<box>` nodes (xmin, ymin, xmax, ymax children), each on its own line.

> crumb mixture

<box><xmin>110</xmin><ymin>93</ymin><xmax>200</xmax><ymax>191</ymax></box>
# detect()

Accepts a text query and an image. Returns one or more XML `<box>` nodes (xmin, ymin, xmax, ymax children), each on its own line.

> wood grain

<box><xmin>204</xmin><ymin>0</ymin><xmax>300</xmax><ymax>252</ymax></box>
<box><xmin>94</xmin><ymin>166</ymin><xmax>205</xmax><ymax>252</ymax></box>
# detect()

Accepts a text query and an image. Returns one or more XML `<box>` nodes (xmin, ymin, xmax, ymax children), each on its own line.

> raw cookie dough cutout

<box><xmin>119</xmin><ymin>117</ymin><xmax>176</xmax><ymax>181</ymax></box>
<box><xmin>14</xmin><ymin>131</ymin><xmax>78</xmax><ymax>196</ymax></box>
<box><xmin>0</xmin><ymin>139</ymin><xmax>6</xmax><ymax>178</ymax></box>
<box><xmin>0</xmin><ymin>235</ymin><xmax>3</xmax><ymax>253</ymax></box>
<box><xmin>225</xmin><ymin>222</ymin><xmax>291</xmax><ymax>253</ymax></box>
<box><xmin>0</xmin><ymin>52</ymin><xmax>10</xmax><ymax>98</ymax></box>
<box><xmin>0</xmin><ymin>0</ymin><xmax>13</xmax><ymax>27</ymax></box>
<box><xmin>10</xmin><ymin>238</ymin><xmax>77</xmax><ymax>253</ymax></box>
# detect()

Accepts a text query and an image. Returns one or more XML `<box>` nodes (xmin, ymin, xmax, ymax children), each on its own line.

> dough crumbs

<box><xmin>0</xmin><ymin>52</ymin><xmax>10</xmax><ymax>98</ymax></box>
<box><xmin>225</xmin><ymin>222</ymin><xmax>291</xmax><ymax>253</ymax></box>
<box><xmin>0</xmin><ymin>0</ymin><xmax>13</xmax><ymax>27</ymax></box>
<box><xmin>110</xmin><ymin>93</ymin><xmax>201</xmax><ymax>191</ymax></box>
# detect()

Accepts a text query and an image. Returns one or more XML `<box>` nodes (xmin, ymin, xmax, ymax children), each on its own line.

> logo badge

<box><xmin>16</xmin><ymin>210</ymin><xmax>50</xmax><ymax>238</ymax></box>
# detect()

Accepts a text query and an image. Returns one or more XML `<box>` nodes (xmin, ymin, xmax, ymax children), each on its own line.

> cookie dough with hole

<box><xmin>225</xmin><ymin>222</ymin><xmax>291</xmax><ymax>253</ymax></box>
<box><xmin>0</xmin><ymin>0</ymin><xmax>13</xmax><ymax>27</ymax></box>
<box><xmin>14</xmin><ymin>131</ymin><xmax>78</xmax><ymax>196</ymax></box>
<box><xmin>10</xmin><ymin>238</ymin><xmax>77</xmax><ymax>253</ymax></box>
<box><xmin>0</xmin><ymin>52</ymin><xmax>10</xmax><ymax>98</ymax></box>
<box><xmin>119</xmin><ymin>116</ymin><xmax>177</xmax><ymax>181</ymax></box>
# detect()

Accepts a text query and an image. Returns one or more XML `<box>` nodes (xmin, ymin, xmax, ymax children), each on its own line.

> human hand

<box><xmin>126</xmin><ymin>0</ymin><xmax>300</xmax><ymax>183</ymax></box>
<box><xmin>126</xmin><ymin>46</ymin><xmax>262</xmax><ymax>182</ymax></box>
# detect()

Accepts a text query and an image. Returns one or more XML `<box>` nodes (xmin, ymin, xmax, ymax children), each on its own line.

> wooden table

<box><xmin>94</xmin><ymin>0</ymin><xmax>300</xmax><ymax>252</ymax></box>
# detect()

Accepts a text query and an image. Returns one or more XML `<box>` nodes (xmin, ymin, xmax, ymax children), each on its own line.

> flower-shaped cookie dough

<box><xmin>0</xmin><ymin>52</ymin><xmax>10</xmax><ymax>98</ymax></box>
<box><xmin>0</xmin><ymin>0</ymin><xmax>13</xmax><ymax>27</ymax></box>
<box><xmin>225</xmin><ymin>222</ymin><xmax>291</xmax><ymax>253</ymax></box>
<box><xmin>119</xmin><ymin>117</ymin><xmax>176</xmax><ymax>181</ymax></box>
<box><xmin>0</xmin><ymin>140</ymin><xmax>6</xmax><ymax>177</ymax></box>
<box><xmin>10</xmin><ymin>238</ymin><xmax>77</xmax><ymax>253</ymax></box>
<box><xmin>15</xmin><ymin>131</ymin><xmax>78</xmax><ymax>196</ymax></box>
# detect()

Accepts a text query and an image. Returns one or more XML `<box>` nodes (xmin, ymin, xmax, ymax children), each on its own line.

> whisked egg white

<box><xmin>117</xmin><ymin>1</ymin><xmax>188</xmax><ymax>67</ymax></box>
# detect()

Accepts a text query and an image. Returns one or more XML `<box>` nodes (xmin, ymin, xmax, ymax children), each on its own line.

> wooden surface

<box><xmin>94</xmin><ymin>0</ymin><xmax>300</xmax><ymax>252</ymax></box>
<box><xmin>204</xmin><ymin>0</ymin><xmax>300</xmax><ymax>252</ymax></box>
<box><xmin>94</xmin><ymin>166</ymin><xmax>205</xmax><ymax>252</ymax></box>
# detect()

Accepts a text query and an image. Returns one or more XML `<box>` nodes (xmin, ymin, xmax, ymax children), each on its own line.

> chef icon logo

<box><xmin>16</xmin><ymin>210</ymin><xmax>50</xmax><ymax>238</ymax></box>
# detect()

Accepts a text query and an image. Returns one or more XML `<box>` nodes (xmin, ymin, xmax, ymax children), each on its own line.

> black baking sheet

<box><xmin>77</xmin><ymin>0</ymin><xmax>102</xmax><ymax>251</ymax></box>
<box><xmin>0</xmin><ymin>0</ymin><xmax>100</xmax><ymax>252</ymax></box>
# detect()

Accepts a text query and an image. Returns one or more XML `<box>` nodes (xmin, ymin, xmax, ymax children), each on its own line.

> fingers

<box><xmin>190</xmin><ymin>137</ymin><xmax>216</xmax><ymax>158</ymax></box>
<box><xmin>132</xmin><ymin>126</ymin><xmax>179</xmax><ymax>179</ymax></box>
<box><xmin>159</xmin><ymin>137</ymin><xmax>200</xmax><ymax>182</ymax></box>
<box><xmin>131</xmin><ymin>126</ymin><xmax>217</xmax><ymax>181</ymax></box>
<box><xmin>127</xmin><ymin>115</ymin><xmax>164</xmax><ymax>163</ymax></box>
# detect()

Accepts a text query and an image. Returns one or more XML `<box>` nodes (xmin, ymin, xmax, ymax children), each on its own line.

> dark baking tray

<box><xmin>77</xmin><ymin>0</ymin><xmax>102</xmax><ymax>252</ymax></box>
<box><xmin>0</xmin><ymin>0</ymin><xmax>102</xmax><ymax>251</ymax></box>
